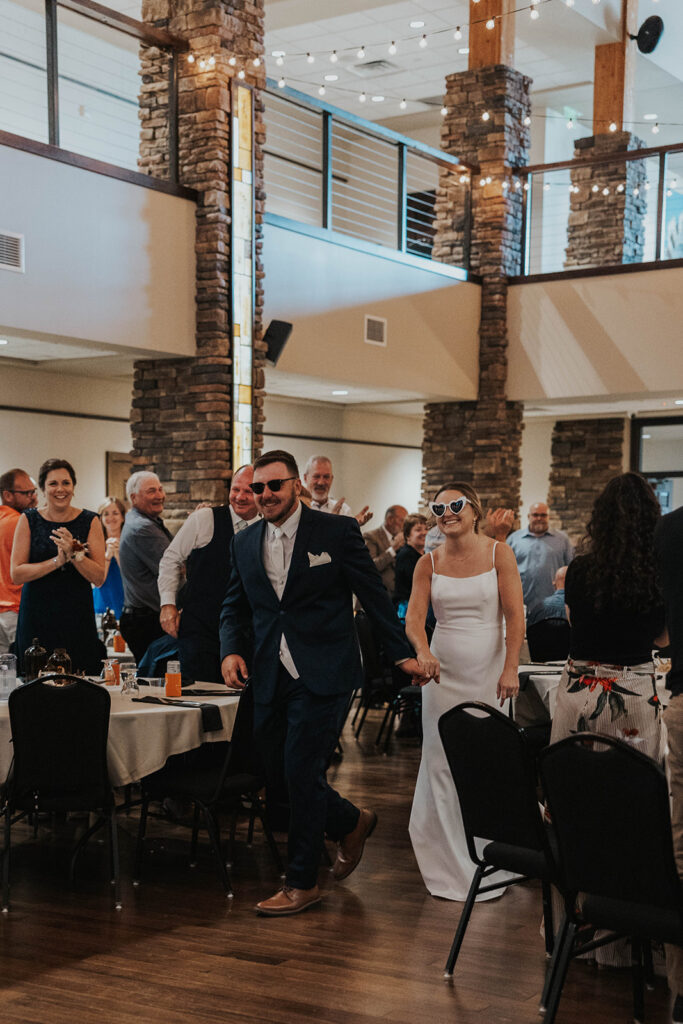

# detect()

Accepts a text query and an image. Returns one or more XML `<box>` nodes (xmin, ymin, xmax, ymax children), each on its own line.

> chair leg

<box><xmin>246</xmin><ymin>801</ymin><xmax>256</xmax><ymax>846</ymax></box>
<box><xmin>543</xmin><ymin>920</ymin><xmax>577</xmax><ymax>1024</ymax></box>
<box><xmin>354</xmin><ymin>702</ymin><xmax>370</xmax><ymax>739</ymax></box>
<box><xmin>2</xmin><ymin>804</ymin><xmax>11</xmax><ymax>913</ymax></box>
<box><xmin>227</xmin><ymin>810</ymin><xmax>238</xmax><ymax>868</ymax></box>
<box><xmin>133</xmin><ymin>793</ymin><xmax>149</xmax><ymax>884</ymax></box>
<box><xmin>350</xmin><ymin>690</ymin><xmax>363</xmax><ymax>726</ymax></box>
<box><xmin>540</xmin><ymin>912</ymin><xmax>569</xmax><ymax>1013</ymax></box>
<box><xmin>541</xmin><ymin>880</ymin><xmax>555</xmax><ymax>958</ymax></box>
<box><xmin>443</xmin><ymin>864</ymin><xmax>484</xmax><ymax>978</ymax></box>
<box><xmin>190</xmin><ymin>803</ymin><xmax>201</xmax><ymax>867</ymax></box>
<box><xmin>109</xmin><ymin>809</ymin><xmax>122</xmax><ymax>911</ymax></box>
<box><xmin>631</xmin><ymin>936</ymin><xmax>645</xmax><ymax>1024</ymax></box>
<box><xmin>200</xmin><ymin>803</ymin><xmax>233</xmax><ymax>898</ymax></box>
<box><xmin>382</xmin><ymin>707</ymin><xmax>400</xmax><ymax>755</ymax></box>
<box><xmin>374</xmin><ymin>705</ymin><xmax>392</xmax><ymax>747</ymax></box>
<box><xmin>643</xmin><ymin>939</ymin><xmax>655</xmax><ymax>991</ymax></box>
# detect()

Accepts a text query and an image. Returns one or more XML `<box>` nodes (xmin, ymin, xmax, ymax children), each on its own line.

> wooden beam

<box><xmin>468</xmin><ymin>0</ymin><xmax>515</xmax><ymax>70</ymax></box>
<box><xmin>592</xmin><ymin>0</ymin><xmax>637</xmax><ymax>132</ymax></box>
<box><xmin>56</xmin><ymin>0</ymin><xmax>189</xmax><ymax>51</ymax></box>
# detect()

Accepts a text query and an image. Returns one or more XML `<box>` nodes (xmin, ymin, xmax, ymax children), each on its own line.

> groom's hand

<box><xmin>221</xmin><ymin>654</ymin><xmax>249</xmax><ymax>688</ymax></box>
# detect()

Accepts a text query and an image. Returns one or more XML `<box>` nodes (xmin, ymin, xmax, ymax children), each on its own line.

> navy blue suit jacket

<box><xmin>219</xmin><ymin>502</ymin><xmax>413</xmax><ymax>703</ymax></box>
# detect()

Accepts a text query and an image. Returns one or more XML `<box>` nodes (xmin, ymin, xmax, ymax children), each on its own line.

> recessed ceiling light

<box><xmin>643</xmin><ymin>113</ymin><xmax>658</xmax><ymax>121</ymax></box>
<box><xmin>0</xmin><ymin>338</ymin><xmax>8</xmax><ymax>346</ymax></box>
<box><xmin>642</xmin><ymin>434</ymin><xmax>652</xmax><ymax>439</ymax></box>
<box><xmin>332</xmin><ymin>389</ymin><xmax>349</xmax><ymax>396</ymax></box>
<box><xmin>324</xmin><ymin>73</ymin><xmax>338</xmax><ymax>81</ymax></box>
<box><xmin>675</xmin><ymin>399</ymin><xmax>683</xmax><ymax>406</ymax></box>
<box><xmin>371</xmin><ymin>95</ymin><xmax>385</xmax><ymax>102</ymax></box>
<box><xmin>271</xmin><ymin>50</ymin><xmax>286</xmax><ymax>58</ymax></box>
<box><xmin>458</xmin><ymin>47</ymin><xmax>470</xmax><ymax>55</ymax></box>
<box><xmin>410</xmin><ymin>19</ymin><xmax>425</xmax><ymax>28</ymax></box>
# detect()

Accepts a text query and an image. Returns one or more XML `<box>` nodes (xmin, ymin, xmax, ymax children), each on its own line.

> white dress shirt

<box><xmin>157</xmin><ymin>505</ymin><xmax>259</xmax><ymax>607</ymax></box>
<box><xmin>310</xmin><ymin>495</ymin><xmax>353</xmax><ymax>517</ymax></box>
<box><xmin>262</xmin><ymin>501</ymin><xmax>302</xmax><ymax>678</ymax></box>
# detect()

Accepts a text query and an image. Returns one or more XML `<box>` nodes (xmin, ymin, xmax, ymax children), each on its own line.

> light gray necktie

<box><xmin>235</xmin><ymin>518</ymin><xmax>248</xmax><ymax>533</ymax></box>
<box><xmin>271</xmin><ymin>526</ymin><xmax>286</xmax><ymax>597</ymax></box>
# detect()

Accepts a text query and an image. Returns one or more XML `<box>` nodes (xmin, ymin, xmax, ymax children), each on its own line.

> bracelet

<box><xmin>71</xmin><ymin>551</ymin><xmax>85</xmax><ymax>563</ymax></box>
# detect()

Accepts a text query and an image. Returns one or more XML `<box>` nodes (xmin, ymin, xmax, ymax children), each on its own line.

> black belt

<box><xmin>121</xmin><ymin>605</ymin><xmax>157</xmax><ymax>617</ymax></box>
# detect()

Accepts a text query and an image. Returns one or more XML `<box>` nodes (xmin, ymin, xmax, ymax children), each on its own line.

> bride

<box><xmin>405</xmin><ymin>482</ymin><xmax>524</xmax><ymax>900</ymax></box>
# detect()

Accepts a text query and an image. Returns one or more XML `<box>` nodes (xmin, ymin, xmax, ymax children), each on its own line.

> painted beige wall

<box><xmin>263</xmin><ymin>221</ymin><xmax>480</xmax><ymax>400</ymax></box>
<box><xmin>0</xmin><ymin>145</ymin><xmax>196</xmax><ymax>356</ymax></box>
<box><xmin>507</xmin><ymin>268</ymin><xmax>683</xmax><ymax>401</ymax></box>
<box><xmin>1</xmin><ymin>364</ymin><xmax>132</xmax><ymax>511</ymax></box>
<box><xmin>519</xmin><ymin>418</ymin><xmax>554</xmax><ymax>516</ymax></box>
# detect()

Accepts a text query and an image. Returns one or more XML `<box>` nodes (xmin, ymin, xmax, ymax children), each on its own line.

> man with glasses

<box><xmin>507</xmin><ymin>502</ymin><xmax>573</xmax><ymax>646</ymax></box>
<box><xmin>220</xmin><ymin>449</ymin><xmax>422</xmax><ymax>917</ymax></box>
<box><xmin>0</xmin><ymin>468</ymin><xmax>38</xmax><ymax>653</ymax></box>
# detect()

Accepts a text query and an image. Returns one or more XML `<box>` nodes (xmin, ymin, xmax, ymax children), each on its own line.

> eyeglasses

<box><xmin>429</xmin><ymin>497</ymin><xmax>471</xmax><ymax>518</ymax></box>
<box><xmin>250</xmin><ymin>476</ymin><xmax>297</xmax><ymax>496</ymax></box>
<box><xmin>12</xmin><ymin>489</ymin><xmax>37</xmax><ymax>497</ymax></box>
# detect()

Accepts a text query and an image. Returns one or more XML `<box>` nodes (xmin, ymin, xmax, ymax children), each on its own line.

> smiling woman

<box><xmin>10</xmin><ymin>457</ymin><xmax>106</xmax><ymax>675</ymax></box>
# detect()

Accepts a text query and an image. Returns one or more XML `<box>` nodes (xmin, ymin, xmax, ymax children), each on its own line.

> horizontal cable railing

<box><xmin>263</xmin><ymin>80</ymin><xmax>473</xmax><ymax>269</ymax></box>
<box><xmin>514</xmin><ymin>142</ymin><xmax>683</xmax><ymax>277</ymax></box>
<box><xmin>0</xmin><ymin>0</ymin><xmax>185</xmax><ymax>181</ymax></box>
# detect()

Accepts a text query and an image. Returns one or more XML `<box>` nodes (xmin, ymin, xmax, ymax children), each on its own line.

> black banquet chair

<box><xmin>437</xmin><ymin>701</ymin><xmax>557</xmax><ymax>978</ymax></box>
<box><xmin>134</xmin><ymin>681</ymin><xmax>283</xmax><ymax>897</ymax></box>
<box><xmin>2</xmin><ymin>675</ymin><xmax>121</xmax><ymax>912</ymax></box>
<box><xmin>539</xmin><ymin>732</ymin><xmax>683</xmax><ymax>1024</ymax></box>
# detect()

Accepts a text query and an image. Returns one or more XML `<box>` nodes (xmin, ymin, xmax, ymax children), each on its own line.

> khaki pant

<box><xmin>664</xmin><ymin>694</ymin><xmax>683</xmax><ymax>994</ymax></box>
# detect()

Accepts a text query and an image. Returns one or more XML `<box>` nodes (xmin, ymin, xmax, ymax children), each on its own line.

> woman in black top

<box><xmin>393</xmin><ymin>513</ymin><xmax>428</xmax><ymax>617</ymax></box>
<box><xmin>550</xmin><ymin>472</ymin><xmax>668</xmax><ymax>759</ymax></box>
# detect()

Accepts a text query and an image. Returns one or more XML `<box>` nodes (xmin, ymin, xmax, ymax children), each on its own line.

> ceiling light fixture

<box><xmin>410</xmin><ymin>20</ymin><xmax>424</xmax><ymax>28</ymax></box>
<box><xmin>371</xmin><ymin>95</ymin><xmax>385</xmax><ymax>102</ymax></box>
<box><xmin>0</xmin><ymin>339</ymin><xmax>8</xmax><ymax>346</ymax></box>
<box><xmin>458</xmin><ymin>47</ymin><xmax>469</xmax><ymax>55</ymax></box>
<box><xmin>675</xmin><ymin>400</ymin><xmax>683</xmax><ymax>406</ymax></box>
<box><xmin>271</xmin><ymin>50</ymin><xmax>285</xmax><ymax>58</ymax></box>
<box><xmin>643</xmin><ymin>113</ymin><xmax>658</xmax><ymax>120</ymax></box>
<box><xmin>332</xmin><ymin>390</ymin><xmax>349</xmax><ymax>396</ymax></box>
<box><xmin>324</xmin><ymin>73</ymin><xmax>338</xmax><ymax>81</ymax></box>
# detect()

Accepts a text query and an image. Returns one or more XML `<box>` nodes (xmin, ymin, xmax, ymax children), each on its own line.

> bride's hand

<box><xmin>496</xmin><ymin>667</ymin><xmax>519</xmax><ymax>706</ymax></box>
<box><xmin>417</xmin><ymin>652</ymin><xmax>440</xmax><ymax>684</ymax></box>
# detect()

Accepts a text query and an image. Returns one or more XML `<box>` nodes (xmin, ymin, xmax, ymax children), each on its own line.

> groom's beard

<box><xmin>257</xmin><ymin>490</ymin><xmax>298</xmax><ymax>526</ymax></box>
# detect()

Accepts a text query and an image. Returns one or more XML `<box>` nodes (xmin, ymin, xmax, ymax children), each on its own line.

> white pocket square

<box><xmin>308</xmin><ymin>551</ymin><xmax>332</xmax><ymax>567</ymax></box>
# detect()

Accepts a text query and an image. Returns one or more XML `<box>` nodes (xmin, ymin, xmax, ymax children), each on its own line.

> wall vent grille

<box><xmin>364</xmin><ymin>314</ymin><xmax>387</xmax><ymax>347</ymax></box>
<box><xmin>0</xmin><ymin>232</ymin><xmax>24</xmax><ymax>273</ymax></box>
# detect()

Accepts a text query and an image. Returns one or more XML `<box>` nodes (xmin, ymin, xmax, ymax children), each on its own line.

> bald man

<box><xmin>507</xmin><ymin>503</ymin><xmax>573</xmax><ymax>628</ymax></box>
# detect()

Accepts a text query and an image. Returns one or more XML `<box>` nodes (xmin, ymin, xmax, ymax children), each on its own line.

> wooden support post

<box><xmin>468</xmin><ymin>0</ymin><xmax>515</xmax><ymax>70</ymax></box>
<box><xmin>593</xmin><ymin>0</ymin><xmax>637</xmax><ymax>133</ymax></box>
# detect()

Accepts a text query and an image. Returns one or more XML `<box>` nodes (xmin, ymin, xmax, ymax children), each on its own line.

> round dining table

<box><xmin>0</xmin><ymin>681</ymin><xmax>241</xmax><ymax>787</ymax></box>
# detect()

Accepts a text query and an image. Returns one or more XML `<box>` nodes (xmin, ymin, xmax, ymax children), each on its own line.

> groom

<box><xmin>220</xmin><ymin>449</ymin><xmax>420</xmax><ymax>916</ymax></box>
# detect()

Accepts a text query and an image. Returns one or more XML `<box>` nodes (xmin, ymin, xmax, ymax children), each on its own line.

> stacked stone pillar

<box><xmin>423</xmin><ymin>66</ymin><xmax>531</xmax><ymax>511</ymax></box>
<box><xmin>134</xmin><ymin>0</ymin><xmax>266</xmax><ymax>525</ymax></box>
<box><xmin>548</xmin><ymin>418</ymin><xmax>626</xmax><ymax>545</ymax></box>
<box><xmin>565</xmin><ymin>132</ymin><xmax>646</xmax><ymax>269</ymax></box>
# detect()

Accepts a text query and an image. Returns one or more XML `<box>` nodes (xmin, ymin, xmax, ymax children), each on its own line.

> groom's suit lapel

<box><xmin>245</xmin><ymin>518</ymin><xmax>279</xmax><ymax>605</ymax></box>
<box><xmin>281</xmin><ymin>502</ymin><xmax>316</xmax><ymax>605</ymax></box>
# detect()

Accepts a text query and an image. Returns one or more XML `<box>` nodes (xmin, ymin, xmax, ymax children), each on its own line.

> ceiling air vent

<box><xmin>364</xmin><ymin>314</ymin><xmax>387</xmax><ymax>347</ymax></box>
<box><xmin>350</xmin><ymin>59</ymin><xmax>398</xmax><ymax>78</ymax></box>
<box><xmin>0</xmin><ymin>232</ymin><xmax>24</xmax><ymax>273</ymax></box>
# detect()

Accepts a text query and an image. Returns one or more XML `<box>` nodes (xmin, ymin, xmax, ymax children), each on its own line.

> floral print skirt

<box><xmin>550</xmin><ymin>658</ymin><xmax>662</xmax><ymax>761</ymax></box>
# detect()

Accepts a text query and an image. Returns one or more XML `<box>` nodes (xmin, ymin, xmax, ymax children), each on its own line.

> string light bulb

<box><xmin>359</xmin><ymin>91</ymin><xmax>366</xmax><ymax>103</ymax></box>
<box><xmin>633</xmin><ymin>186</ymin><xmax>640</xmax><ymax>196</ymax></box>
<box><xmin>609</xmin><ymin>121</ymin><xmax>617</xmax><ymax>132</ymax></box>
<box><xmin>277</xmin><ymin>75</ymin><xmax>285</xmax><ymax>87</ymax></box>
<box><xmin>567</xmin><ymin>117</ymin><xmax>574</xmax><ymax>129</ymax></box>
<box><xmin>276</xmin><ymin>56</ymin><xmax>284</xmax><ymax>66</ymax></box>
<box><xmin>543</xmin><ymin>183</ymin><xmax>551</xmax><ymax>192</ymax></box>
<box><xmin>524</xmin><ymin>115</ymin><xmax>531</xmax><ymax>127</ymax></box>
<box><xmin>460</xmin><ymin>174</ymin><xmax>469</xmax><ymax>184</ymax></box>
<box><xmin>400</xmin><ymin>98</ymin><xmax>407</xmax><ymax>110</ymax></box>
<box><xmin>357</xmin><ymin>46</ymin><xmax>366</xmax><ymax>59</ymax></box>
<box><xmin>419</xmin><ymin>34</ymin><xmax>428</xmax><ymax>48</ymax></box>
<box><xmin>617</xmin><ymin>183</ymin><xmax>624</xmax><ymax>192</ymax></box>
<box><xmin>454</xmin><ymin>26</ymin><xmax>462</xmax><ymax>40</ymax></box>
<box><xmin>486</xmin><ymin>18</ymin><xmax>495</xmax><ymax>30</ymax></box>
<box><xmin>482</xmin><ymin>110</ymin><xmax>490</xmax><ymax>121</ymax></box>
<box><xmin>480</xmin><ymin>177</ymin><xmax>487</xmax><ymax>187</ymax></box>
<box><xmin>330</xmin><ymin>50</ymin><xmax>338</xmax><ymax>63</ymax></box>
<box><xmin>602</xmin><ymin>186</ymin><xmax>609</xmax><ymax>196</ymax></box>
<box><xmin>208</xmin><ymin>55</ymin><xmax>215</xmax><ymax>66</ymax></box>
<box><xmin>307</xmin><ymin>53</ymin><xmax>314</xmax><ymax>64</ymax></box>
<box><xmin>187</xmin><ymin>53</ymin><xmax>195</xmax><ymax>64</ymax></box>
<box><xmin>228</xmin><ymin>56</ymin><xmax>236</xmax><ymax>67</ymax></box>
<box><xmin>592</xmin><ymin>184</ymin><xmax>599</xmax><ymax>193</ymax></box>
<box><xmin>318</xmin><ymin>85</ymin><xmax>325</xmax><ymax>96</ymax></box>
<box><xmin>198</xmin><ymin>58</ymin><xmax>206</xmax><ymax>69</ymax></box>
<box><xmin>388</xmin><ymin>41</ymin><xmax>397</xmax><ymax>55</ymax></box>
<box><xmin>530</xmin><ymin>7</ymin><xmax>540</xmax><ymax>19</ymax></box>
<box><xmin>441</xmin><ymin>105</ymin><xmax>448</xmax><ymax>116</ymax></box>
<box><xmin>652</xmin><ymin>122</ymin><xmax>660</xmax><ymax>134</ymax></box>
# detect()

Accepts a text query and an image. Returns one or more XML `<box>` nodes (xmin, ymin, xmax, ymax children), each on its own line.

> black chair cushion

<box><xmin>582</xmin><ymin>894</ymin><xmax>683</xmax><ymax>946</ymax></box>
<box><xmin>484</xmin><ymin>828</ymin><xmax>558</xmax><ymax>882</ymax></box>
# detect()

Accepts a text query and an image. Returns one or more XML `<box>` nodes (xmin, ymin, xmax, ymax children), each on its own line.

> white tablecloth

<box><xmin>0</xmin><ymin>682</ymin><xmax>240</xmax><ymax>787</ymax></box>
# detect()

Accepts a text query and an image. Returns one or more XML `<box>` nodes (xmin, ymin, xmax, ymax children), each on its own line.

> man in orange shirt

<box><xmin>0</xmin><ymin>468</ymin><xmax>38</xmax><ymax>653</ymax></box>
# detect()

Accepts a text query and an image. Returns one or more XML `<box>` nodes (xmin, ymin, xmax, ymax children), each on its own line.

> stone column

<box><xmin>547</xmin><ymin>418</ymin><xmax>626</xmax><ymax>545</ymax></box>
<box><xmin>423</xmin><ymin>66</ymin><xmax>531</xmax><ymax>511</ymax></box>
<box><xmin>134</xmin><ymin>0</ymin><xmax>266</xmax><ymax>524</ymax></box>
<box><xmin>565</xmin><ymin>132</ymin><xmax>646</xmax><ymax>269</ymax></box>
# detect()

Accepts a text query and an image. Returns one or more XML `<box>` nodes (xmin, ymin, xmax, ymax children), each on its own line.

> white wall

<box><xmin>1</xmin><ymin>364</ymin><xmax>132</xmax><ymax>511</ymax></box>
<box><xmin>519</xmin><ymin>418</ymin><xmax>554</xmax><ymax>515</ymax></box>
<box><xmin>263</xmin><ymin>396</ymin><xmax>423</xmax><ymax>517</ymax></box>
<box><xmin>0</xmin><ymin>144</ymin><xmax>196</xmax><ymax>356</ymax></box>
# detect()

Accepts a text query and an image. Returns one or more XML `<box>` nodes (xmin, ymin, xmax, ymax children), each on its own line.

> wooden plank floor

<box><xmin>0</xmin><ymin>712</ymin><xmax>674</xmax><ymax>1024</ymax></box>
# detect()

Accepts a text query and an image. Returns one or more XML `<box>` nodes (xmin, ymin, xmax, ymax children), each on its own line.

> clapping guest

<box><xmin>92</xmin><ymin>497</ymin><xmax>126</xmax><ymax>619</ymax></box>
<box><xmin>363</xmin><ymin>505</ymin><xmax>407</xmax><ymax>595</ymax></box>
<box><xmin>11</xmin><ymin>458</ymin><xmax>106</xmax><ymax>674</ymax></box>
<box><xmin>393</xmin><ymin>513</ymin><xmax>428</xmax><ymax>614</ymax></box>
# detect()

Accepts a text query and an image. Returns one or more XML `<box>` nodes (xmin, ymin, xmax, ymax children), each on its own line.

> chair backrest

<box><xmin>7</xmin><ymin>676</ymin><xmax>112</xmax><ymax>811</ymax></box>
<box><xmin>540</xmin><ymin>733</ymin><xmax>683</xmax><ymax>911</ymax></box>
<box><xmin>354</xmin><ymin>610</ymin><xmax>387</xmax><ymax>684</ymax></box>
<box><xmin>215</xmin><ymin>681</ymin><xmax>260</xmax><ymax>794</ymax></box>
<box><xmin>438</xmin><ymin>701</ymin><xmax>550</xmax><ymax>866</ymax></box>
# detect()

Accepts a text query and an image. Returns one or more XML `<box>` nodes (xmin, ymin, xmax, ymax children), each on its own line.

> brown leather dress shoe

<box><xmin>255</xmin><ymin>885</ymin><xmax>321</xmax><ymax>916</ymax></box>
<box><xmin>332</xmin><ymin>808</ymin><xmax>378</xmax><ymax>881</ymax></box>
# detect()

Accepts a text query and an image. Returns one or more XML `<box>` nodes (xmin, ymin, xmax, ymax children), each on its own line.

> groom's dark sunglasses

<box><xmin>250</xmin><ymin>476</ymin><xmax>297</xmax><ymax>495</ymax></box>
<box><xmin>429</xmin><ymin>497</ymin><xmax>471</xmax><ymax>518</ymax></box>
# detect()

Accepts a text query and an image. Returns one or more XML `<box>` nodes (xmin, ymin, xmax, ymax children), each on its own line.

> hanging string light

<box><xmin>307</xmin><ymin>53</ymin><xmax>314</xmax><ymax>64</ymax></box>
<box><xmin>400</xmin><ymin>98</ymin><xmax>407</xmax><ymax>110</ymax></box>
<box><xmin>419</xmin><ymin>34</ymin><xmax>428</xmax><ymax>48</ymax></box>
<box><xmin>357</xmin><ymin>46</ymin><xmax>366</xmax><ymax>59</ymax></box>
<box><xmin>388</xmin><ymin>41</ymin><xmax>397</xmax><ymax>55</ymax></box>
<box><xmin>454</xmin><ymin>26</ymin><xmax>462</xmax><ymax>40</ymax></box>
<box><xmin>330</xmin><ymin>50</ymin><xmax>338</xmax><ymax>63</ymax></box>
<box><xmin>441</xmin><ymin>105</ymin><xmax>448</xmax><ymax>116</ymax></box>
<box><xmin>359</xmin><ymin>91</ymin><xmax>367</xmax><ymax>103</ymax></box>
<box><xmin>482</xmin><ymin>110</ymin><xmax>490</xmax><ymax>121</ymax></box>
<box><xmin>486</xmin><ymin>18</ymin><xmax>495</xmax><ymax>30</ymax></box>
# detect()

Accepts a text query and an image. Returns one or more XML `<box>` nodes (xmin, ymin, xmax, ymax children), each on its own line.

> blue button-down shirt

<box><xmin>507</xmin><ymin>528</ymin><xmax>573</xmax><ymax>626</ymax></box>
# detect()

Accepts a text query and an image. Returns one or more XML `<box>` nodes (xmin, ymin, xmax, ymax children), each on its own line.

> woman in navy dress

<box><xmin>11</xmin><ymin>458</ymin><xmax>106</xmax><ymax>675</ymax></box>
<box><xmin>92</xmin><ymin>496</ymin><xmax>126</xmax><ymax>620</ymax></box>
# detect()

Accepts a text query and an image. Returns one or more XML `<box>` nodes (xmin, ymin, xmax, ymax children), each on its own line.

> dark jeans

<box><xmin>119</xmin><ymin>609</ymin><xmax>165</xmax><ymax>667</ymax></box>
<box><xmin>253</xmin><ymin>665</ymin><xmax>359</xmax><ymax>890</ymax></box>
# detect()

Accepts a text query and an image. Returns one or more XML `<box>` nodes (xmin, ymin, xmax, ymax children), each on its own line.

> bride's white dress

<box><xmin>409</xmin><ymin>545</ymin><xmax>509</xmax><ymax>901</ymax></box>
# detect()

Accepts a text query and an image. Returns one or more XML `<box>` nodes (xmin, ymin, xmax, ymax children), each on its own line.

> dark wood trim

<box><xmin>516</xmin><ymin>140</ymin><xmax>683</xmax><ymax>177</ymax></box>
<box><xmin>630</xmin><ymin>414</ymin><xmax>683</xmax><ymax>474</ymax></box>
<box><xmin>0</xmin><ymin>128</ymin><xmax>197</xmax><ymax>200</ymax></box>
<box><xmin>56</xmin><ymin>0</ymin><xmax>189</xmax><ymax>50</ymax></box>
<box><xmin>655</xmin><ymin>152</ymin><xmax>667</xmax><ymax>262</ymax></box>
<box><xmin>397</xmin><ymin>143</ymin><xmax>407</xmax><ymax>254</ymax></box>
<box><xmin>264</xmin><ymin>430</ymin><xmax>422</xmax><ymax>452</ymax></box>
<box><xmin>45</xmin><ymin>0</ymin><xmax>59</xmax><ymax>147</ymax></box>
<box><xmin>0</xmin><ymin>404</ymin><xmax>129</xmax><ymax>424</ymax></box>
<box><xmin>508</xmin><ymin>256</ymin><xmax>683</xmax><ymax>286</ymax></box>
<box><xmin>321</xmin><ymin>111</ymin><xmax>332</xmax><ymax>229</ymax></box>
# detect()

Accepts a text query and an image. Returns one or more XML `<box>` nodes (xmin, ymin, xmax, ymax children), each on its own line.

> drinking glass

<box><xmin>0</xmin><ymin>653</ymin><xmax>17</xmax><ymax>699</ymax></box>
<box><xmin>121</xmin><ymin>669</ymin><xmax>140</xmax><ymax>698</ymax></box>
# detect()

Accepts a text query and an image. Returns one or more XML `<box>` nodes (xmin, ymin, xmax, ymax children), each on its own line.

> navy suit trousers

<box><xmin>253</xmin><ymin>664</ymin><xmax>359</xmax><ymax>889</ymax></box>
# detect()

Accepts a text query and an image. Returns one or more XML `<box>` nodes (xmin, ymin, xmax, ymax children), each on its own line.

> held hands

<box><xmin>221</xmin><ymin>654</ymin><xmax>249</xmax><ymax>689</ymax></box>
<box><xmin>399</xmin><ymin>654</ymin><xmax>440</xmax><ymax>687</ymax></box>
<box><xmin>159</xmin><ymin>604</ymin><xmax>180</xmax><ymax>638</ymax></box>
<box><xmin>496</xmin><ymin>667</ymin><xmax>519</xmax><ymax>707</ymax></box>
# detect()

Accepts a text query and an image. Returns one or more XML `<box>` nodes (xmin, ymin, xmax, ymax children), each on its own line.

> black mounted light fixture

<box><xmin>630</xmin><ymin>15</ymin><xmax>664</xmax><ymax>55</ymax></box>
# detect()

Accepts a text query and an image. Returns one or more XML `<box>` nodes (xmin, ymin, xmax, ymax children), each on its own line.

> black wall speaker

<box><xmin>264</xmin><ymin>320</ymin><xmax>293</xmax><ymax>366</ymax></box>
<box><xmin>631</xmin><ymin>15</ymin><xmax>664</xmax><ymax>55</ymax></box>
